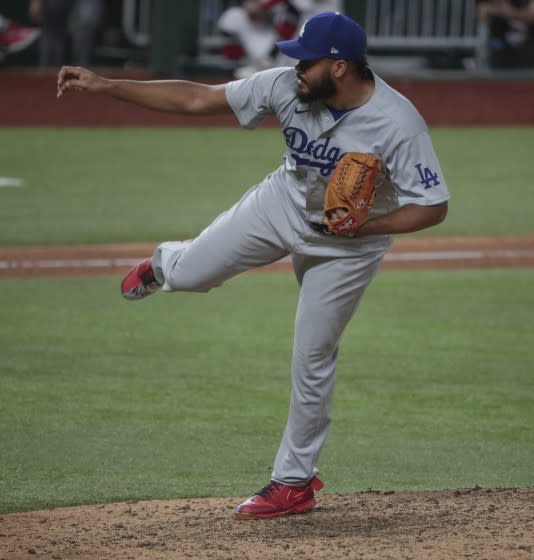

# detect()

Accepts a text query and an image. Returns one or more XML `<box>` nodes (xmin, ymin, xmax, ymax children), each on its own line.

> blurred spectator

<box><xmin>217</xmin><ymin>0</ymin><xmax>343</xmax><ymax>78</ymax></box>
<box><xmin>29</xmin><ymin>0</ymin><xmax>104</xmax><ymax>67</ymax></box>
<box><xmin>0</xmin><ymin>13</ymin><xmax>40</xmax><ymax>56</ymax></box>
<box><xmin>477</xmin><ymin>0</ymin><xmax>534</xmax><ymax>68</ymax></box>
<box><xmin>290</xmin><ymin>0</ymin><xmax>344</xmax><ymax>24</ymax></box>
<box><xmin>217</xmin><ymin>1</ymin><xmax>280</xmax><ymax>76</ymax></box>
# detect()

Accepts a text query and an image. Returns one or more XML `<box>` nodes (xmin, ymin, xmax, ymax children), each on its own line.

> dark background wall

<box><xmin>1</xmin><ymin>0</ymin><xmax>367</xmax><ymax>74</ymax></box>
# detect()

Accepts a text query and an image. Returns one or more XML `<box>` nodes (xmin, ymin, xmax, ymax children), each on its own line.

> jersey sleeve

<box><xmin>224</xmin><ymin>67</ymin><xmax>292</xmax><ymax>129</ymax></box>
<box><xmin>386</xmin><ymin>131</ymin><xmax>450</xmax><ymax>207</ymax></box>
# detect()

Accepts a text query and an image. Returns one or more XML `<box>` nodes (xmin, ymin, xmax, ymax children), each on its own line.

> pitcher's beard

<box><xmin>297</xmin><ymin>75</ymin><xmax>337</xmax><ymax>104</ymax></box>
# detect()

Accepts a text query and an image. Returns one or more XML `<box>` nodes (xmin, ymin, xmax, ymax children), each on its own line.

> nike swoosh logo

<box><xmin>295</xmin><ymin>107</ymin><xmax>310</xmax><ymax>114</ymax></box>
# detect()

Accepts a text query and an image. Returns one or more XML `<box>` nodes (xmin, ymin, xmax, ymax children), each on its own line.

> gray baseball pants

<box><xmin>152</xmin><ymin>178</ymin><xmax>386</xmax><ymax>485</ymax></box>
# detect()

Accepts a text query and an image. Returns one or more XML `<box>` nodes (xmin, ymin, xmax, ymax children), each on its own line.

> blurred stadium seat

<box><xmin>365</xmin><ymin>0</ymin><xmax>488</xmax><ymax>71</ymax></box>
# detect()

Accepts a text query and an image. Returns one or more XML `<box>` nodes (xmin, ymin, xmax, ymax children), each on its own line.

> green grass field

<box><xmin>1</xmin><ymin>127</ymin><xmax>533</xmax><ymax>514</ymax></box>
<box><xmin>1</xmin><ymin>270</ymin><xmax>533</xmax><ymax>513</ymax></box>
<box><xmin>0</xmin><ymin>127</ymin><xmax>532</xmax><ymax>244</ymax></box>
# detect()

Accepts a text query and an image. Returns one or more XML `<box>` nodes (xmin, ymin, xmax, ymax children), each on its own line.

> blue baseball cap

<box><xmin>276</xmin><ymin>11</ymin><xmax>367</xmax><ymax>61</ymax></box>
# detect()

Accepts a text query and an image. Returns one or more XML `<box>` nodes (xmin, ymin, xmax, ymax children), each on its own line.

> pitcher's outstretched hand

<box><xmin>57</xmin><ymin>66</ymin><xmax>107</xmax><ymax>98</ymax></box>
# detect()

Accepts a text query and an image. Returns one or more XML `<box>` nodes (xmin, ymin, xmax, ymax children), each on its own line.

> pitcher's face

<box><xmin>295</xmin><ymin>59</ymin><xmax>337</xmax><ymax>103</ymax></box>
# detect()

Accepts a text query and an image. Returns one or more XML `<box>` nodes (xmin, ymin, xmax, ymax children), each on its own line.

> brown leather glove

<box><xmin>323</xmin><ymin>152</ymin><xmax>381</xmax><ymax>236</ymax></box>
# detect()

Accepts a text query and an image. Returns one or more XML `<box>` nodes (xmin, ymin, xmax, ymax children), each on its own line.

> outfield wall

<box><xmin>1</xmin><ymin>69</ymin><xmax>533</xmax><ymax>127</ymax></box>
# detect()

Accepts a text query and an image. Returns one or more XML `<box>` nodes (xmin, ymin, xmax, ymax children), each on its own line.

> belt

<box><xmin>308</xmin><ymin>221</ymin><xmax>329</xmax><ymax>234</ymax></box>
<box><xmin>308</xmin><ymin>222</ymin><xmax>328</xmax><ymax>233</ymax></box>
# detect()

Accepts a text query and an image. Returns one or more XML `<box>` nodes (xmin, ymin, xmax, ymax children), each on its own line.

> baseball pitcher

<box><xmin>57</xmin><ymin>11</ymin><xmax>450</xmax><ymax>519</ymax></box>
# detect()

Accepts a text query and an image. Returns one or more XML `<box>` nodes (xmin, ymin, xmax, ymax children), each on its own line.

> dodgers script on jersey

<box><xmin>225</xmin><ymin>67</ymin><xmax>450</xmax><ymax>257</ymax></box>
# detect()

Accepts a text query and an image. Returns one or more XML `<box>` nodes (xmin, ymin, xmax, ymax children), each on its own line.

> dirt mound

<box><xmin>1</xmin><ymin>487</ymin><xmax>533</xmax><ymax>559</ymax></box>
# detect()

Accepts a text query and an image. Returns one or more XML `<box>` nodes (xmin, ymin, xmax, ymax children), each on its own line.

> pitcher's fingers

<box><xmin>58</xmin><ymin>66</ymin><xmax>82</xmax><ymax>88</ymax></box>
<box><xmin>57</xmin><ymin>65</ymin><xmax>72</xmax><ymax>86</ymax></box>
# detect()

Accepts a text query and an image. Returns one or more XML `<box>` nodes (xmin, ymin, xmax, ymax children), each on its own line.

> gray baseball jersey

<box><xmin>225</xmin><ymin>67</ymin><xmax>449</xmax><ymax>249</ymax></box>
<box><xmin>152</xmin><ymin>67</ymin><xmax>450</xmax><ymax>486</ymax></box>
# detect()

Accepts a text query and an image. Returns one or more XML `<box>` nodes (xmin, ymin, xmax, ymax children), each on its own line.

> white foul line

<box><xmin>0</xmin><ymin>177</ymin><xmax>25</xmax><ymax>188</ymax></box>
<box><xmin>0</xmin><ymin>258</ymin><xmax>140</xmax><ymax>270</ymax></box>
<box><xmin>384</xmin><ymin>250</ymin><xmax>534</xmax><ymax>261</ymax></box>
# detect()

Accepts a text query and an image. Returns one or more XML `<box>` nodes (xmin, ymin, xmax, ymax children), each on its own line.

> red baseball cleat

<box><xmin>235</xmin><ymin>476</ymin><xmax>323</xmax><ymax>519</ymax></box>
<box><xmin>0</xmin><ymin>22</ymin><xmax>40</xmax><ymax>53</ymax></box>
<box><xmin>120</xmin><ymin>257</ymin><xmax>161</xmax><ymax>300</ymax></box>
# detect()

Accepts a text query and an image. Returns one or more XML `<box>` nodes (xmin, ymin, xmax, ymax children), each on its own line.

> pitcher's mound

<box><xmin>1</xmin><ymin>487</ymin><xmax>533</xmax><ymax>559</ymax></box>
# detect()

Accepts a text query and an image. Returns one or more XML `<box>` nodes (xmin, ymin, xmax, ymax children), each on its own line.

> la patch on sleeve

<box><xmin>415</xmin><ymin>163</ymin><xmax>440</xmax><ymax>189</ymax></box>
